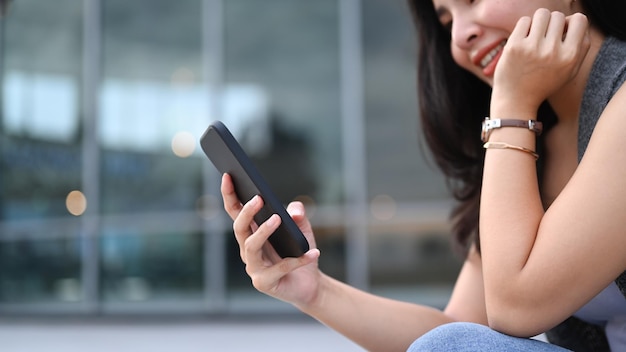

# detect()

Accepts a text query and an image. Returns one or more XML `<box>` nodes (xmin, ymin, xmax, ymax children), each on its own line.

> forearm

<box><xmin>479</xmin><ymin>112</ymin><xmax>546</xmax><ymax>330</ymax></box>
<box><xmin>478</xmin><ymin>11</ymin><xmax>592</xmax><ymax>320</ymax></box>
<box><xmin>480</xmin><ymin>124</ymin><xmax>544</xmax><ymax>268</ymax></box>
<box><xmin>297</xmin><ymin>273</ymin><xmax>454</xmax><ymax>352</ymax></box>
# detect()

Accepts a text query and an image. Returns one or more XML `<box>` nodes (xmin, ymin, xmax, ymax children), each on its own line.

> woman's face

<box><xmin>431</xmin><ymin>0</ymin><xmax>573</xmax><ymax>86</ymax></box>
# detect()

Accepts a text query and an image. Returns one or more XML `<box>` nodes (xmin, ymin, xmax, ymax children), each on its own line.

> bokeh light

<box><xmin>170</xmin><ymin>66</ymin><xmax>196</xmax><ymax>87</ymax></box>
<box><xmin>370</xmin><ymin>194</ymin><xmax>396</xmax><ymax>221</ymax></box>
<box><xmin>171</xmin><ymin>131</ymin><xmax>196</xmax><ymax>158</ymax></box>
<box><xmin>66</xmin><ymin>190</ymin><xmax>87</xmax><ymax>216</ymax></box>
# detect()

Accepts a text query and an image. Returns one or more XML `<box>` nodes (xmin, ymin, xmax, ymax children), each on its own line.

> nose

<box><xmin>451</xmin><ymin>15</ymin><xmax>482</xmax><ymax>50</ymax></box>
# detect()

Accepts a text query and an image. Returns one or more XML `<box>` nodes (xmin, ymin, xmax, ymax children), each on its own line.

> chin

<box><xmin>479</xmin><ymin>75</ymin><xmax>494</xmax><ymax>87</ymax></box>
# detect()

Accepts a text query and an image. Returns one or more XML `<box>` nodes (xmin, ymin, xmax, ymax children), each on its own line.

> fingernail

<box><xmin>266</xmin><ymin>214</ymin><xmax>279</xmax><ymax>226</ymax></box>
<box><xmin>306</xmin><ymin>248</ymin><xmax>320</xmax><ymax>259</ymax></box>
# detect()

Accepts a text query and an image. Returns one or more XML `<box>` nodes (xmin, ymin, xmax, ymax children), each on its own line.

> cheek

<box><xmin>450</xmin><ymin>44</ymin><xmax>493</xmax><ymax>86</ymax></box>
<box><xmin>450</xmin><ymin>45</ymin><xmax>472</xmax><ymax>72</ymax></box>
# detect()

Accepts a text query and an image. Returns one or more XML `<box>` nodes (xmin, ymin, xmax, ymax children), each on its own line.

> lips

<box><xmin>472</xmin><ymin>39</ymin><xmax>507</xmax><ymax>76</ymax></box>
<box><xmin>480</xmin><ymin>41</ymin><xmax>506</xmax><ymax>68</ymax></box>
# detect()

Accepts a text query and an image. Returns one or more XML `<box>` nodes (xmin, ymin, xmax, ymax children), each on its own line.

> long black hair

<box><xmin>407</xmin><ymin>0</ymin><xmax>626</xmax><ymax>256</ymax></box>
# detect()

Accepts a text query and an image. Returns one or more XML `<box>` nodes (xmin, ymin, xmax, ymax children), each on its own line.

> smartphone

<box><xmin>200</xmin><ymin>121</ymin><xmax>310</xmax><ymax>258</ymax></box>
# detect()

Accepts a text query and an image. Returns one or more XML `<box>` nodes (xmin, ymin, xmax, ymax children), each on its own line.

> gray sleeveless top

<box><xmin>546</xmin><ymin>36</ymin><xmax>626</xmax><ymax>352</ymax></box>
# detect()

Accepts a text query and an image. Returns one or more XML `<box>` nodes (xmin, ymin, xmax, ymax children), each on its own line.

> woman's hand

<box><xmin>220</xmin><ymin>173</ymin><xmax>322</xmax><ymax>306</ymax></box>
<box><xmin>491</xmin><ymin>9</ymin><xmax>591</xmax><ymax>116</ymax></box>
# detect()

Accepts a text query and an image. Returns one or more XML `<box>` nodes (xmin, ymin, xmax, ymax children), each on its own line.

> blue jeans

<box><xmin>407</xmin><ymin>322</ymin><xmax>571</xmax><ymax>352</ymax></box>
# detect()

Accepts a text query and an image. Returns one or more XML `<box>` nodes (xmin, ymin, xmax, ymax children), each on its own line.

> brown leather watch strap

<box><xmin>481</xmin><ymin>118</ymin><xmax>543</xmax><ymax>142</ymax></box>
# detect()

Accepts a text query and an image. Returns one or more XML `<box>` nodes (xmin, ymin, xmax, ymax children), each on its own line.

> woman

<box><xmin>221</xmin><ymin>0</ymin><xmax>626</xmax><ymax>350</ymax></box>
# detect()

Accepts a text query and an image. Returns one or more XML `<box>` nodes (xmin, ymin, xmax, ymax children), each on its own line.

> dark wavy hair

<box><xmin>407</xmin><ymin>0</ymin><xmax>626</xmax><ymax>256</ymax></box>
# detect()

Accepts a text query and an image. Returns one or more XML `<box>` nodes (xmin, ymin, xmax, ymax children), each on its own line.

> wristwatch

<box><xmin>481</xmin><ymin>117</ymin><xmax>543</xmax><ymax>142</ymax></box>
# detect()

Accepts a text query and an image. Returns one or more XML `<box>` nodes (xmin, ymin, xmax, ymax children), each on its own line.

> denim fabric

<box><xmin>407</xmin><ymin>322</ymin><xmax>571</xmax><ymax>352</ymax></box>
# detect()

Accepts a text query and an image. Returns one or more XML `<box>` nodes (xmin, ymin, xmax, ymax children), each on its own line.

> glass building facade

<box><xmin>0</xmin><ymin>0</ymin><xmax>460</xmax><ymax>315</ymax></box>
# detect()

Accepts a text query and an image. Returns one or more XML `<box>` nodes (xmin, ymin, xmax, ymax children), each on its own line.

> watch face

<box><xmin>481</xmin><ymin>120</ymin><xmax>489</xmax><ymax>142</ymax></box>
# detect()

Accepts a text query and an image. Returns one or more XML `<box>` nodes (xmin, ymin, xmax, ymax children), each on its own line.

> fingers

<box><xmin>545</xmin><ymin>11</ymin><xmax>566</xmax><ymax>43</ymax></box>
<box><xmin>243</xmin><ymin>213</ymin><xmax>280</xmax><ymax>265</ymax></box>
<box><xmin>221</xmin><ymin>173</ymin><xmax>321</xmax><ymax>297</ymax></box>
<box><xmin>562</xmin><ymin>13</ymin><xmax>591</xmax><ymax>76</ymax></box>
<box><xmin>527</xmin><ymin>8</ymin><xmax>552</xmax><ymax>39</ymax></box>
<box><xmin>242</xmin><ymin>212</ymin><xmax>320</xmax><ymax>292</ymax></box>
<box><xmin>493</xmin><ymin>9</ymin><xmax>590</xmax><ymax>121</ymax></box>
<box><xmin>508</xmin><ymin>9</ymin><xmax>589</xmax><ymax>67</ymax></box>
<box><xmin>221</xmin><ymin>173</ymin><xmax>243</xmax><ymax>219</ymax></box>
<box><xmin>232</xmin><ymin>194</ymin><xmax>264</xmax><ymax>260</ymax></box>
<box><xmin>222</xmin><ymin>174</ymin><xmax>276</xmax><ymax>262</ymax></box>
<box><xmin>563</xmin><ymin>13</ymin><xmax>590</xmax><ymax>48</ymax></box>
<box><xmin>287</xmin><ymin>202</ymin><xmax>310</xmax><ymax>234</ymax></box>
<box><xmin>286</xmin><ymin>201</ymin><xmax>316</xmax><ymax>247</ymax></box>
<box><xmin>232</xmin><ymin>195</ymin><xmax>261</xmax><ymax>236</ymax></box>
<box><xmin>248</xmin><ymin>249</ymin><xmax>321</xmax><ymax>293</ymax></box>
<box><xmin>513</xmin><ymin>9</ymin><xmax>587</xmax><ymax>44</ymax></box>
<box><xmin>509</xmin><ymin>15</ymin><xmax>532</xmax><ymax>42</ymax></box>
<box><xmin>509</xmin><ymin>9</ymin><xmax>560</xmax><ymax>41</ymax></box>
<box><xmin>286</xmin><ymin>201</ymin><xmax>305</xmax><ymax>222</ymax></box>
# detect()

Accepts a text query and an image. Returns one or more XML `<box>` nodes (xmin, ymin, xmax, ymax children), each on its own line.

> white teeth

<box><xmin>480</xmin><ymin>41</ymin><xmax>506</xmax><ymax>68</ymax></box>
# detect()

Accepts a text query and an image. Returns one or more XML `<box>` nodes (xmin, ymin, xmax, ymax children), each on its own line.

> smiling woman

<box><xmin>220</xmin><ymin>0</ymin><xmax>626</xmax><ymax>350</ymax></box>
<box><xmin>408</xmin><ymin>0</ymin><xmax>626</xmax><ymax>350</ymax></box>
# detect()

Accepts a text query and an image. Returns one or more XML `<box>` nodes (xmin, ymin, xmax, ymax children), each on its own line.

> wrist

<box><xmin>490</xmin><ymin>107</ymin><xmax>538</xmax><ymax>121</ymax></box>
<box><xmin>295</xmin><ymin>271</ymin><xmax>330</xmax><ymax>314</ymax></box>
<box><xmin>490</xmin><ymin>93</ymin><xmax>541</xmax><ymax>119</ymax></box>
<box><xmin>485</xmin><ymin>126</ymin><xmax>537</xmax><ymax>155</ymax></box>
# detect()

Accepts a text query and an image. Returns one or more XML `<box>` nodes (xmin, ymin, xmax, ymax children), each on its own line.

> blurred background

<box><xmin>0</xmin><ymin>0</ymin><xmax>461</xmax><ymax>350</ymax></box>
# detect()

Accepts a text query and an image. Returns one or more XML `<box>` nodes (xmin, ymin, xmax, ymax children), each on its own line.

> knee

<box><xmin>407</xmin><ymin>322</ymin><xmax>491</xmax><ymax>352</ymax></box>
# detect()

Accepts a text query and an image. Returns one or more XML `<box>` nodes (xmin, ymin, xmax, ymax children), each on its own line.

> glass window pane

<box><xmin>0</xmin><ymin>0</ymin><xmax>83</xmax><ymax>304</ymax></box>
<box><xmin>223</xmin><ymin>0</ymin><xmax>345</xmax><ymax>303</ymax></box>
<box><xmin>363</xmin><ymin>0</ymin><xmax>460</xmax><ymax>306</ymax></box>
<box><xmin>99</xmin><ymin>0</ymin><xmax>206</xmax><ymax>307</ymax></box>
<box><xmin>1</xmin><ymin>0</ymin><xmax>82</xmax><ymax>219</ymax></box>
<box><xmin>0</xmin><ymin>0</ymin><xmax>466</xmax><ymax>315</ymax></box>
<box><xmin>0</xmin><ymin>235</ymin><xmax>82</xmax><ymax>304</ymax></box>
<box><xmin>100</xmin><ymin>229</ymin><xmax>203</xmax><ymax>303</ymax></box>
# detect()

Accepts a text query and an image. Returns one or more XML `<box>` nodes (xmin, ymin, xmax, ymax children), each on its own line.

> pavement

<box><xmin>0</xmin><ymin>285</ymin><xmax>454</xmax><ymax>351</ymax></box>
<box><xmin>0</xmin><ymin>316</ymin><xmax>364</xmax><ymax>352</ymax></box>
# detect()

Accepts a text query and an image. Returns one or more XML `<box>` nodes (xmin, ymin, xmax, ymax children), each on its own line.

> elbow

<box><xmin>485</xmin><ymin>297</ymin><xmax>554</xmax><ymax>338</ymax></box>
<box><xmin>487</xmin><ymin>315</ymin><xmax>543</xmax><ymax>338</ymax></box>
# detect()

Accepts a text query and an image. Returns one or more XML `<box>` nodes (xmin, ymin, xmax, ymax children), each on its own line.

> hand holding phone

<box><xmin>200</xmin><ymin>121</ymin><xmax>310</xmax><ymax>258</ymax></box>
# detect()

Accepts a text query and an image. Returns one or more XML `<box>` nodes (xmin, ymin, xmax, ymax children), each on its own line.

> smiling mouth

<box><xmin>480</xmin><ymin>40</ymin><xmax>506</xmax><ymax>68</ymax></box>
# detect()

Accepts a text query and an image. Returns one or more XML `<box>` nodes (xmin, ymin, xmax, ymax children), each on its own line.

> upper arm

<box><xmin>444</xmin><ymin>245</ymin><xmax>488</xmax><ymax>325</ymax></box>
<box><xmin>491</xmin><ymin>82</ymin><xmax>626</xmax><ymax>334</ymax></box>
<box><xmin>533</xmin><ymin>82</ymin><xmax>626</xmax><ymax>294</ymax></box>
